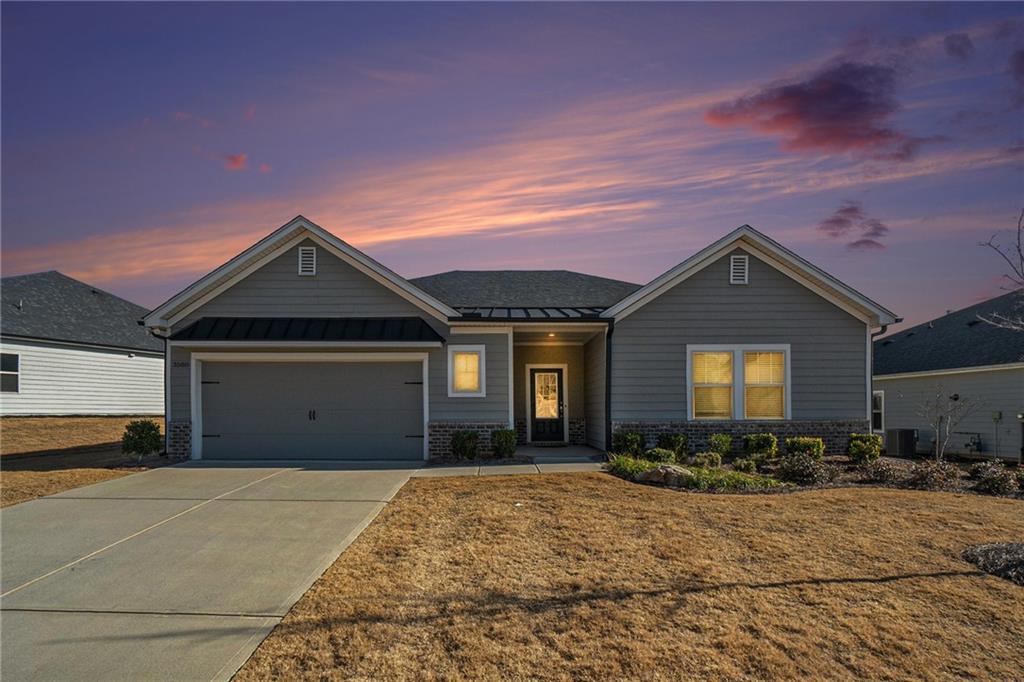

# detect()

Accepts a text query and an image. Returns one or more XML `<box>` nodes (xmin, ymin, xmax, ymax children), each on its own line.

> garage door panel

<box><xmin>202</xmin><ymin>434</ymin><xmax>422</xmax><ymax>460</ymax></box>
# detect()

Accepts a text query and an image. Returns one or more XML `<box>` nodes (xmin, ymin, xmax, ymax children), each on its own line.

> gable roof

<box><xmin>601</xmin><ymin>225</ymin><xmax>899</xmax><ymax>327</ymax></box>
<box><xmin>873</xmin><ymin>290</ymin><xmax>1024</xmax><ymax>376</ymax></box>
<box><xmin>1</xmin><ymin>271</ymin><xmax>163</xmax><ymax>353</ymax></box>
<box><xmin>410</xmin><ymin>270</ymin><xmax>640</xmax><ymax>308</ymax></box>
<box><xmin>143</xmin><ymin>215</ymin><xmax>459</xmax><ymax>328</ymax></box>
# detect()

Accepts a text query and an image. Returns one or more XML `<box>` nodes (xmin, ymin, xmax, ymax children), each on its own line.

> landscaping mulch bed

<box><xmin>962</xmin><ymin>543</ymin><xmax>1024</xmax><ymax>586</ymax></box>
<box><xmin>238</xmin><ymin>474</ymin><xmax>1023</xmax><ymax>681</ymax></box>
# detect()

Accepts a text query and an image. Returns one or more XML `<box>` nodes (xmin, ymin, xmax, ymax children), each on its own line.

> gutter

<box><xmin>604</xmin><ymin>319</ymin><xmax>614</xmax><ymax>453</ymax></box>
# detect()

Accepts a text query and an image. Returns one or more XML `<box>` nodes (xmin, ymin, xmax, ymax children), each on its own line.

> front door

<box><xmin>530</xmin><ymin>368</ymin><xmax>564</xmax><ymax>442</ymax></box>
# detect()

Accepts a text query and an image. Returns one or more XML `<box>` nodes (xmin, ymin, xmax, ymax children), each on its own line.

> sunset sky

<box><xmin>2</xmin><ymin>2</ymin><xmax>1022</xmax><ymax>329</ymax></box>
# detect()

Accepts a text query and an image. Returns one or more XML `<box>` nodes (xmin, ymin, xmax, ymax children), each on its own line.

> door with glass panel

<box><xmin>530</xmin><ymin>368</ymin><xmax>564</xmax><ymax>442</ymax></box>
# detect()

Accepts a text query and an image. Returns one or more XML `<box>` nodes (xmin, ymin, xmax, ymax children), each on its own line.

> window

<box><xmin>871</xmin><ymin>390</ymin><xmax>884</xmax><ymax>432</ymax></box>
<box><xmin>448</xmin><ymin>345</ymin><xmax>485</xmax><ymax>397</ymax></box>
<box><xmin>744</xmin><ymin>352</ymin><xmax>784</xmax><ymax>419</ymax></box>
<box><xmin>692</xmin><ymin>351</ymin><xmax>733</xmax><ymax>419</ymax></box>
<box><xmin>730</xmin><ymin>255</ymin><xmax>749</xmax><ymax>284</ymax></box>
<box><xmin>298</xmin><ymin>246</ymin><xmax>317</xmax><ymax>276</ymax></box>
<box><xmin>689</xmin><ymin>345</ymin><xmax>789</xmax><ymax>420</ymax></box>
<box><xmin>1</xmin><ymin>353</ymin><xmax>19</xmax><ymax>393</ymax></box>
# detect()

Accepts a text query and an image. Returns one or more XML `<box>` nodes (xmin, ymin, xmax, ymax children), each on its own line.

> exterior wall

<box><xmin>874</xmin><ymin>367</ymin><xmax>1024</xmax><ymax>461</ymax></box>
<box><xmin>584</xmin><ymin>333</ymin><xmax>607</xmax><ymax>450</ymax></box>
<box><xmin>611</xmin><ymin>247</ymin><xmax>868</xmax><ymax>428</ymax></box>
<box><xmin>611</xmin><ymin>419</ymin><xmax>869</xmax><ymax>456</ymax></box>
<box><xmin>427</xmin><ymin>421</ymin><xmax>511</xmax><ymax>461</ymax></box>
<box><xmin>0</xmin><ymin>338</ymin><xmax>163</xmax><ymax>416</ymax></box>
<box><xmin>513</xmin><ymin>343</ymin><xmax>585</xmax><ymax>444</ymax></box>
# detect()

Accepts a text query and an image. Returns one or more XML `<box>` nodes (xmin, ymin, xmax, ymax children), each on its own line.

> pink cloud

<box><xmin>818</xmin><ymin>200</ymin><xmax>890</xmax><ymax>251</ymax></box>
<box><xmin>258</xmin><ymin>162</ymin><xmax>272</xmax><ymax>173</ymax></box>
<box><xmin>223</xmin><ymin>153</ymin><xmax>248</xmax><ymax>171</ymax></box>
<box><xmin>244</xmin><ymin>104</ymin><xmax>256</xmax><ymax>121</ymax></box>
<box><xmin>173</xmin><ymin>111</ymin><xmax>214</xmax><ymax>128</ymax></box>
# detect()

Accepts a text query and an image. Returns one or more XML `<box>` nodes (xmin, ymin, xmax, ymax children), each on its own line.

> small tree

<box><xmin>914</xmin><ymin>387</ymin><xmax>980</xmax><ymax>461</ymax></box>
<box><xmin>122</xmin><ymin>419</ymin><xmax>162</xmax><ymax>464</ymax></box>
<box><xmin>978</xmin><ymin>208</ymin><xmax>1024</xmax><ymax>331</ymax></box>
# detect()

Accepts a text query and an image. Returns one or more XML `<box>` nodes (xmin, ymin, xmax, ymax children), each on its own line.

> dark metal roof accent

<box><xmin>873</xmin><ymin>290</ymin><xmax>1024</xmax><ymax>375</ymax></box>
<box><xmin>1</xmin><ymin>271</ymin><xmax>164</xmax><ymax>353</ymax></box>
<box><xmin>453</xmin><ymin>306</ymin><xmax>610</xmax><ymax>322</ymax></box>
<box><xmin>170</xmin><ymin>317</ymin><xmax>444</xmax><ymax>343</ymax></box>
<box><xmin>410</xmin><ymin>270</ymin><xmax>640</xmax><ymax>308</ymax></box>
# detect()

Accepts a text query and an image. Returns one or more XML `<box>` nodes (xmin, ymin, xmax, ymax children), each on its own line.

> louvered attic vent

<box><xmin>298</xmin><ymin>246</ymin><xmax>317</xmax><ymax>276</ymax></box>
<box><xmin>729</xmin><ymin>255</ymin><xmax>749</xmax><ymax>285</ymax></box>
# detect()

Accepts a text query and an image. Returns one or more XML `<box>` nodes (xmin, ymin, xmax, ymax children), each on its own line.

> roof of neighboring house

<box><xmin>170</xmin><ymin>317</ymin><xmax>443</xmax><ymax>343</ymax></box>
<box><xmin>409</xmin><ymin>270</ymin><xmax>641</xmax><ymax>309</ymax></box>
<box><xmin>873</xmin><ymin>290</ymin><xmax>1024</xmax><ymax>375</ymax></box>
<box><xmin>1</xmin><ymin>271</ymin><xmax>164</xmax><ymax>353</ymax></box>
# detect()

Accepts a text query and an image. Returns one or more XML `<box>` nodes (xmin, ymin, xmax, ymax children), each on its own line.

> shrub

<box><xmin>1016</xmin><ymin>468</ymin><xmax>1024</xmax><ymax>489</ymax></box>
<box><xmin>860</xmin><ymin>458</ymin><xmax>902</xmax><ymax>484</ymax></box>
<box><xmin>847</xmin><ymin>433</ymin><xmax>882</xmax><ymax>464</ymax></box>
<box><xmin>656</xmin><ymin>433</ymin><xmax>688</xmax><ymax>458</ymax></box>
<box><xmin>122</xmin><ymin>419</ymin><xmax>161</xmax><ymax>463</ymax></box>
<box><xmin>693</xmin><ymin>451</ymin><xmax>722</xmax><ymax>469</ymax></box>
<box><xmin>776</xmin><ymin>453</ymin><xmax>836</xmax><ymax>485</ymax></box>
<box><xmin>968</xmin><ymin>460</ymin><xmax>1003</xmax><ymax>480</ymax></box>
<box><xmin>904</xmin><ymin>460</ymin><xmax>961</xmax><ymax>490</ymax></box>
<box><xmin>676</xmin><ymin>467</ymin><xmax>782</xmax><ymax>492</ymax></box>
<box><xmin>490</xmin><ymin>429</ymin><xmax>517</xmax><ymax>458</ymax></box>
<box><xmin>974</xmin><ymin>464</ymin><xmax>1020</xmax><ymax>496</ymax></box>
<box><xmin>732</xmin><ymin>457</ymin><xmax>757</xmax><ymax>474</ymax></box>
<box><xmin>785</xmin><ymin>436</ymin><xmax>825</xmax><ymax>460</ymax></box>
<box><xmin>708</xmin><ymin>433</ymin><xmax>732</xmax><ymax>456</ymax></box>
<box><xmin>642</xmin><ymin>447</ymin><xmax>676</xmax><ymax>463</ymax></box>
<box><xmin>743</xmin><ymin>433</ymin><xmax>778</xmax><ymax>457</ymax></box>
<box><xmin>451</xmin><ymin>430</ymin><xmax>479</xmax><ymax>460</ymax></box>
<box><xmin>606</xmin><ymin>455</ymin><xmax>659</xmax><ymax>480</ymax></box>
<box><xmin>612</xmin><ymin>430</ymin><xmax>646</xmax><ymax>457</ymax></box>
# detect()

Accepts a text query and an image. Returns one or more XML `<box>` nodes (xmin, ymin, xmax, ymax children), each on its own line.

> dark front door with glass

<box><xmin>530</xmin><ymin>368</ymin><xmax>564</xmax><ymax>442</ymax></box>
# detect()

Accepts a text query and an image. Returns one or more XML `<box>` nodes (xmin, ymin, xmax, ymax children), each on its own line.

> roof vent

<box><xmin>298</xmin><ymin>246</ymin><xmax>317</xmax><ymax>276</ymax></box>
<box><xmin>729</xmin><ymin>255</ymin><xmax>749</xmax><ymax>285</ymax></box>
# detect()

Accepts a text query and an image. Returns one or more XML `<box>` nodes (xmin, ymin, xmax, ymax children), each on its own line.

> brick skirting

<box><xmin>428</xmin><ymin>421</ymin><xmax>512</xmax><ymax>461</ymax></box>
<box><xmin>513</xmin><ymin>417</ymin><xmax>587</xmax><ymax>446</ymax></box>
<box><xmin>610</xmin><ymin>420</ymin><xmax>870</xmax><ymax>456</ymax></box>
<box><xmin>167</xmin><ymin>419</ymin><xmax>191</xmax><ymax>459</ymax></box>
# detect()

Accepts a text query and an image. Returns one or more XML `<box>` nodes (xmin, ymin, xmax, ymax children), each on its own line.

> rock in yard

<box><xmin>636</xmin><ymin>465</ymin><xmax>692</xmax><ymax>487</ymax></box>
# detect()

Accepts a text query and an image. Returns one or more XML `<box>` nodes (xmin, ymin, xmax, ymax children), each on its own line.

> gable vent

<box><xmin>298</xmin><ymin>246</ymin><xmax>317</xmax><ymax>276</ymax></box>
<box><xmin>729</xmin><ymin>255</ymin><xmax>749</xmax><ymax>285</ymax></box>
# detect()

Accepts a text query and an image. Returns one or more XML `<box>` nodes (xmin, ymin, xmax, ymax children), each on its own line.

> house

<box><xmin>143</xmin><ymin>216</ymin><xmax>897</xmax><ymax>461</ymax></box>
<box><xmin>0</xmin><ymin>271</ymin><xmax>164</xmax><ymax>416</ymax></box>
<box><xmin>873</xmin><ymin>291</ymin><xmax>1024</xmax><ymax>462</ymax></box>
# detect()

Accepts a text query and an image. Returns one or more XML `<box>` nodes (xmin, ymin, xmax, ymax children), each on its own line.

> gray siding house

<box><xmin>144</xmin><ymin>216</ymin><xmax>897</xmax><ymax>460</ymax></box>
<box><xmin>873</xmin><ymin>291</ymin><xmax>1024</xmax><ymax>462</ymax></box>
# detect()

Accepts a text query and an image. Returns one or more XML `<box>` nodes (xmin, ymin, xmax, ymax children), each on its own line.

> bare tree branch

<box><xmin>915</xmin><ymin>387</ymin><xmax>981</xmax><ymax>461</ymax></box>
<box><xmin>978</xmin><ymin>208</ymin><xmax>1024</xmax><ymax>331</ymax></box>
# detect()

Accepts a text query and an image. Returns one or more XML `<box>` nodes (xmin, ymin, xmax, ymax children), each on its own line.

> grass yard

<box><xmin>238</xmin><ymin>473</ymin><xmax>1023</xmax><ymax>681</ymax></box>
<box><xmin>0</xmin><ymin>467</ymin><xmax>147</xmax><ymax>507</ymax></box>
<box><xmin>0</xmin><ymin>416</ymin><xmax>165</xmax><ymax>456</ymax></box>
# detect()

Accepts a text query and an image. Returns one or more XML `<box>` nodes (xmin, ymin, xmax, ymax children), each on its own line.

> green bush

<box><xmin>655</xmin><ymin>433</ymin><xmax>688</xmax><ymax>458</ymax></box>
<box><xmin>708</xmin><ymin>433</ymin><xmax>732</xmax><ymax>456</ymax></box>
<box><xmin>743</xmin><ymin>433</ymin><xmax>778</xmax><ymax>457</ymax></box>
<box><xmin>860</xmin><ymin>458</ymin><xmax>902</xmax><ymax>484</ymax></box>
<box><xmin>676</xmin><ymin>467</ymin><xmax>781</xmax><ymax>492</ymax></box>
<box><xmin>490</xmin><ymin>429</ymin><xmax>517</xmax><ymax>458</ymax></box>
<box><xmin>973</xmin><ymin>464</ymin><xmax>1020</xmax><ymax>496</ymax></box>
<box><xmin>451</xmin><ymin>430</ymin><xmax>479</xmax><ymax>460</ymax></box>
<box><xmin>847</xmin><ymin>433</ymin><xmax>882</xmax><ymax>464</ymax></box>
<box><xmin>122</xmin><ymin>419</ymin><xmax>162</xmax><ymax>462</ymax></box>
<box><xmin>732</xmin><ymin>457</ymin><xmax>757</xmax><ymax>474</ymax></box>
<box><xmin>785</xmin><ymin>436</ymin><xmax>825</xmax><ymax>460</ymax></box>
<box><xmin>776</xmin><ymin>453</ymin><xmax>836</xmax><ymax>485</ymax></box>
<box><xmin>642</xmin><ymin>447</ymin><xmax>676</xmax><ymax>463</ymax></box>
<box><xmin>693</xmin><ymin>451</ymin><xmax>722</xmax><ymax>469</ymax></box>
<box><xmin>606</xmin><ymin>455</ymin><xmax>659</xmax><ymax>479</ymax></box>
<box><xmin>612</xmin><ymin>430</ymin><xmax>646</xmax><ymax>457</ymax></box>
<box><xmin>904</xmin><ymin>460</ymin><xmax>961</xmax><ymax>490</ymax></box>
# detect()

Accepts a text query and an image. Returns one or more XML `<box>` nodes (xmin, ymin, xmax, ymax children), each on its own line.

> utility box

<box><xmin>885</xmin><ymin>429</ymin><xmax>917</xmax><ymax>456</ymax></box>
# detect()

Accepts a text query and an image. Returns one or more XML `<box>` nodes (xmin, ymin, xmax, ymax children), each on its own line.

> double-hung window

<box><xmin>448</xmin><ymin>345</ymin><xmax>485</xmax><ymax>397</ymax></box>
<box><xmin>1</xmin><ymin>353</ymin><xmax>19</xmax><ymax>393</ymax></box>
<box><xmin>689</xmin><ymin>345</ymin><xmax>789</xmax><ymax>420</ymax></box>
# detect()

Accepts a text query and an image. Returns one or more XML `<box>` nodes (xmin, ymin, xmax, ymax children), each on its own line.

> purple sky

<box><xmin>2</xmin><ymin>2</ymin><xmax>1022</xmax><ymax>330</ymax></box>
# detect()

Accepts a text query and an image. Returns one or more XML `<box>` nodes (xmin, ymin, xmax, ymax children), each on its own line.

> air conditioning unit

<box><xmin>885</xmin><ymin>429</ymin><xmax>917</xmax><ymax>456</ymax></box>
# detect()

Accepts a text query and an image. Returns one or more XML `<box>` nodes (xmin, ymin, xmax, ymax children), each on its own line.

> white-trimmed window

<box><xmin>871</xmin><ymin>390</ymin><xmax>884</xmax><ymax>433</ymax></box>
<box><xmin>1</xmin><ymin>353</ymin><xmax>19</xmax><ymax>393</ymax></box>
<box><xmin>688</xmin><ymin>345</ymin><xmax>789</xmax><ymax>420</ymax></box>
<box><xmin>298</xmin><ymin>246</ymin><xmax>317</xmax><ymax>276</ymax></box>
<box><xmin>448</xmin><ymin>345</ymin><xmax>485</xmax><ymax>397</ymax></box>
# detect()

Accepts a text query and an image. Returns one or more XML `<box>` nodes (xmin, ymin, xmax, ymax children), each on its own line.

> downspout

<box><xmin>870</xmin><ymin>317</ymin><xmax>902</xmax><ymax>339</ymax></box>
<box><xmin>604</xmin><ymin>319</ymin><xmax>614</xmax><ymax>453</ymax></box>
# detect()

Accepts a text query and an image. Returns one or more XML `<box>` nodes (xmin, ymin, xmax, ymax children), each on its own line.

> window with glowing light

<box><xmin>448</xmin><ymin>345</ymin><xmax>485</xmax><ymax>397</ymax></box>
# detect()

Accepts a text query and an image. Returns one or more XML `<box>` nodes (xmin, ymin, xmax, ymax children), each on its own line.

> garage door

<box><xmin>200</xmin><ymin>361</ymin><xmax>423</xmax><ymax>460</ymax></box>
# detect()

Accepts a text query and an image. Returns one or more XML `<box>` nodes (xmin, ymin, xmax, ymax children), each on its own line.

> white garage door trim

<box><xmin>190</xmin><ymin>352</ymin><xmax>429</xmax><ymax>461</ymax></box>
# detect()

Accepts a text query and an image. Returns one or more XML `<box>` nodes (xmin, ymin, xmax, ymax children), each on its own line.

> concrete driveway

<box><xmin>0</xmin><ymin>460</ymin><xmax>418</xmax><ymax>681</ymax></box>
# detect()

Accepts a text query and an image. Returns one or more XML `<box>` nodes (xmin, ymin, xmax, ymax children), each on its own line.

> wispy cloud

<box><xmin>173</xmin><ymin>111</ymin><xmax>215</xmax><ymax>128</ymax></box>
<box><xmin>818</xmin><ymin>200</ymin><xmax>890</xmax><ymax>251</ymax></box>
<box><xmin>223</xmin><ymin>153</ymin><xmax>248</xmax><ymax>171</ymax></box>
<box><xmin>942</xmin><ymin>33</ymin><xmax>974</xmax><ymax>61</ymax></box>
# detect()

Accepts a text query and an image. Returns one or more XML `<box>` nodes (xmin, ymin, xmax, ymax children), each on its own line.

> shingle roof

<box><xmin>1</xmin><ymin>271</ymin><xmax>163</xmax><ymax>353</ymax></box>
<box><xmin>409</xmin><ymin>270</ymin><xmax>640</xmax><ymax>309</ymax></box>
<box><xmin>170</xmin><ymin>317</ymin><xmax>443</xmax><ymax>343</ymax></box>
<box><xmin>873</xmin><ymin>290</ymin><xmax>1024</xmax><ymax>375</ymax></box>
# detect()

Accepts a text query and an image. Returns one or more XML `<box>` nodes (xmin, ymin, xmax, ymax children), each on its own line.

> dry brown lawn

<box><xmin>238</xmin><ymin>473</ymin><xmax>1023</xmax><ymax>681</ymax></box>
<box><xmin>0</xmin><ymin>468</ymin><xmax>144</xmax><ymax>507</ymax></box>
<box><xmin>0</xmin><ymin>416</ymin><xmax>165</xmax><ymax>456</ymax></box>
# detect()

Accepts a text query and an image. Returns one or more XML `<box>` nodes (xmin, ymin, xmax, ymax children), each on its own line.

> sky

<box><xmin>2</xmin><ymin>2</ymin><xmax>1022</xmax><ymax>330</ymax></box>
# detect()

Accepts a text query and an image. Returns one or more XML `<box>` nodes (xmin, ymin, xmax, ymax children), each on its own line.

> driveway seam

<box><xmin>0</xmin><ymin>468</ymin><xmax>290</xmax><ymax>599</ymax></box>
<box><xmin>1</xmin><ymin>607</ymin><xmax>282</xmax><ymax>619</ymax></box>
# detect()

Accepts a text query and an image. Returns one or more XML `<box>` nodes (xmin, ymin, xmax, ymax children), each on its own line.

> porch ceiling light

<box><xmin>547</xmin><ymin>333</ymin><xmax>556</xmax><ymax>337</ymax></box>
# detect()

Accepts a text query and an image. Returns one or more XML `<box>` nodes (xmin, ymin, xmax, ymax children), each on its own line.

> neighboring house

<box><xmin>144</xmin><ymin>215</ymin><xmax>897</xmax><ymax>461</ymax></box>
<box><xmin>873</xmin><ymin>291</ymin><xmax>1024</xmax><ymax>462</ymax></box>
<box><xmin>0</xmin><ymin>271</ymin><xmax>164</xmax><ymax>416</ymax></box>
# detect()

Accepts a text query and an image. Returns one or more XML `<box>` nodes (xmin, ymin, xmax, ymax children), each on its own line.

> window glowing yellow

<box><xmin>693</xmin><ymin>351</ymin><xmax>733</xmax><ymax>419</ymax></box>
<box><xmin>452</xmin><ymin>351</ymin><xmax>481</xmax><ymax>393</ymax></box>
<box><xmin>744</xmin><ymin>351</ymin><xmax>784</xmax><ymax>419</ymax></box>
